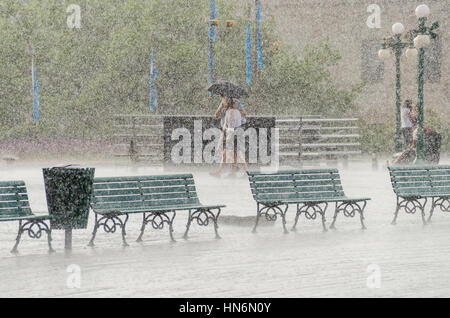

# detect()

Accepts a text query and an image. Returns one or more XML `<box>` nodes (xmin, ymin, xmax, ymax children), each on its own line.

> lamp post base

<box><xmin>65</xmin><ymin>229</ymin><xmax>72</xmax><ymax>250</ymax></box>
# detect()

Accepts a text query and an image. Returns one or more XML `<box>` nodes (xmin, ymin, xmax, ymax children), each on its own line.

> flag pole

<box><xmin>245</xmin><ymin>4</ymin><xmax>252</xmax><ymax>87</ymax></box>
<box><xmin>208</xmin><ymin>0</ymin><xmax>215</xmax><ymax>110</ymax></box>
<box><xmin>149</xmin><ymin>32</ymin><xmax>155</xmax><ymax>113</ymax></box>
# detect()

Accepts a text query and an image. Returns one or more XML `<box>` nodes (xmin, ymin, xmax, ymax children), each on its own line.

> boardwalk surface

<box><xmin>1</xmin><ymin>160</ymin><xmax>450</xmax><ymax>297</ymax></box>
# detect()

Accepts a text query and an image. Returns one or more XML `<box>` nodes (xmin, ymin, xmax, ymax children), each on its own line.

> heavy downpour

<box><xmin>0</xmin><ymin>0</ymin><xmax>449</xmax><ymax>298</ymax></box>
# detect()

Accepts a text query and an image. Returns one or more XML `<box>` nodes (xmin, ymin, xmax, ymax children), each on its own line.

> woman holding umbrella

<box><xmin>208</xmin><ymin>82</ymin><xmax>249</xmax><ymax>176</ymax></box>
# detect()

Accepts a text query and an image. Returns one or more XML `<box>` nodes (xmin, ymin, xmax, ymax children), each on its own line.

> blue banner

<box><xmin>245</xmin><ymin>21</ymin><xmax>252</xmax><ymax>86</ymax></box>
<box><xmin>211</xmin><ymin>0</ymin><xmax>216</xmax><ymax>43</ymax></box>
<box><xmin>208</xmin><ymin>21</ymin><xmax>214</xmax><ymax>96</ymax></box>
<box><xmin>32</xmin><ymin>63</ymin><xmax>39</xmax><ymax>123</ymax></box>
<box><xmin>256</xmin><ymin>0</ymin><xmax>263</xmax><ymax>70</ymax></box>
<box><xmin>153</xmin><ymin>63</ymin><xmax>158</xmax><ymax>109</ymax></box>
<box><xmin>149</xmin><ymin>50</ymin><xmax>157</xmax><ymax>112</ymax></box>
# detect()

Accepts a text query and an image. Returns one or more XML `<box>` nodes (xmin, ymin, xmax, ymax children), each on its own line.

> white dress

<box><xmin>401</xmin><ymin>108</ymin><xmax>412</xmax><ymax>128</ymax></box>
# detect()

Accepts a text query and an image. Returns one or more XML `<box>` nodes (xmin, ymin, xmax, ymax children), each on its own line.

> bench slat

<box><xmin>0</xmin><ymin>201</ymin><xmax>30</xmax><ymax>208</ymax></box>
<box><xmin>94</xmin><ymin>174</ymin><xmax>193</xmax><ymax>183</ymax></box>
<box><xmin>0</xmin><ymin>181</ymin><xmax>26</xmax><ymax>187</ymax></box>
<box><xmin>393</xmin><ymin>181</ymin><xmax>450</xmax><ymax>188</ymax></box>
<box><xmin>0</xmin><ymin>181</ymin><xmax>42</xmax><ymax>220</ymax></box>
<box><xmin>94</xmin><ymin>185</ymin><xmax>196</xmax><ymax>195</ymax></box>
<box><xmin>93</xmin><ymin>192</ymin><xmax>197</xmax><ymax>203</ymax></box>
<box><xmin>249</xmin><ymin>174</ymin><xmax>340</xmax><ymax>182</ymax></box>
<box><xmin>397</xmin><ymin>188</ymin><xmax>450</xmax><ymax>195</ymax></box>
<box><xmin>93</xmin><ymin>183</ymin><xmax>195</xmax><ymax>196</ymax></box>
<box><xmin>93</xmin><ymin>179</ymin><xmax>194</xmax><ymax>190</ymax></box>
<box><xmin>389</xmin><ymin>165</ymin><xmax>450</xmax><ymax>171</ymax></box>
<box><xmin>255</xmin><ymin>191</ymin><xmax>343</xmax><ymax>201</ymax></box>
<box><xmin>0</xmin><ymin>186</ymin><xmax>28</xmax><ymax>194</ymax></box>
<box><xmin>94</xmin><ymin>204</ymin><xmax>224</xmax><ymax>214</ymax></box>
<box><xmin>252</xmin><ymin>185</ymin><xmax>343</xmax><ymax>194</ymax></box>
<box><xmin>391</xmin><ymin>170</ymin><xmax>450</xmax><ymax>177</ymax></box>
<box><xmin>258</xmin><ymin>196</ymin><xmax>370</xmax><ymax>204</ymax></box>
<box><xmin>0</xmin><ymin>208</ymin><xmax>33</xmax><ymax>216</ymax></box>
<box><xmin>0</xmin><ymin>194</ymin><xmax>29</xmax><ymax>201</ymax></box>
<box><xmin>249</xmin><ymin>180</ymin><xmax>342</xmax><ymax>188</ymax></box>
<box><xmin>92</xmin><ymin>198</ymin><xmax>200</xmax><ymax>211</ymax></box>
<box><xmin>248</xmin><ymin>169</ymin><xmax>338</xmax><ymax>175</ymax></box>
<box><xmin>255</xmin><ymin>193</ymin><xmax>301</xmax><ymax>201</ymax></box>
<box><xmin>298</xmin><ymin>192</ymin><xmax>345</xmax><ymax>199</ymax></box>
<box><xmin>393</xmin><ymin>175</ymin><xmax>450</xmax><ymax>183</ymax></box>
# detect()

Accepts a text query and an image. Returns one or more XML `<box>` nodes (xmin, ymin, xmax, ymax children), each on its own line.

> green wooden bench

<box><xmin>89</xmin><ymin>174</ymin><xmax>225</xmax><ymax>246</ymax></box>
<box><xmin>388</xmin><ymin>165</ymin><xmax>450</xmax><ymax>225</ymax></box>
<box><xmin>247</xmin><ymin>169</ymin><xmax>370</xmax><ymax>233</ymax></box>
<box><xmin>0</xmin><ymin>180</ymin><xmax>57</xmax><ymax>253</ymax></box>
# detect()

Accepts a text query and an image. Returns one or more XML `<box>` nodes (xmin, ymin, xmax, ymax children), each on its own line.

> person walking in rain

<box><xmin>401</xmin><ymin>99</ymin><xmax>414</xmax><ymax>148</ymax></box>
<box><xmin>210</xmin><ymin>96</ymin><xmax>248</xmax><ymax>177</ymax></box>
<box><xmin>394</xmin><ymin>125</ymin><xmax>441</xmax><ymax>165</ymax></box>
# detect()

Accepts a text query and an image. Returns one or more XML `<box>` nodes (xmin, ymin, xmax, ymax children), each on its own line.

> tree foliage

<box><xmin>0</xmin><ymin>0</ymin><xmax>363</xmax><ymax>140</ymax></box>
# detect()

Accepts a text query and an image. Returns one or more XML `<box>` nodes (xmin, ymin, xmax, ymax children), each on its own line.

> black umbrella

<box><xmin>207</xmin><ymin>81</ymin><xmax>249</xmax><ymax>99</ymax></box>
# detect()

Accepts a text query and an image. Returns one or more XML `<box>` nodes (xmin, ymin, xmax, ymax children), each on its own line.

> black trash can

<box><xmin>43</xmin><ymin>165</ymin><xmax>95</xmax><ymax>250</ymax></box>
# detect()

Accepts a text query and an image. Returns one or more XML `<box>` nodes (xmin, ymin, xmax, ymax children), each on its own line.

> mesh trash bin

<box><xmin>43</xmin><ymin>165</ymin><xmax>95</xmax><ymax>249</ymax></box>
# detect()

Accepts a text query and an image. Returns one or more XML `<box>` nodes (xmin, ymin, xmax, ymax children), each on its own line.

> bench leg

<box><xmin>47</xmin><ymin>226</ymin><xmax>55</xmax><ymax>253</ymax></box>
<box><xmin>359</xmin><ymin>201</ymin><xmax>367</xmax><ymax>230</ymax></box>
<box><xmin>332</xmin><ymin>201</ymin><xmax>367</xmax><ymax>230</ymax></box>
<box><xmin>427</xmin><ymin>198</ymin><xmax>436</xmax><ymax>223</ymax></box>
<box><xmin>394</xmin><ymin>196</ymin><xmax>428</xmax><ymax>226</ymax></box>
<box><xmin>320</xmin><ymin>204</ymin><xmax>328</xmax><ymax>232</ymax></box>
<box><xmin>11</xmin><ymin>219</ymin><xmax>54</xmax><ymax>254</ymax></box>
<box><xmin>281</xmin><ymin>205</ymin><xmax>289</xmax><ymax>234</ymax></box>
<box><xmin>11</xmin><ymin>220</ymin><xmax>23</xmax><ymax>254</ymax></box>
<box><xmin>428</xmin><ymin>197</ymin><xmax>450</xmax><ymax>223</ymax></box>
<box><xmin>330</xmin><ymin>203</ymin><xmax>339</xmax><ymax>230</ymax></box>
<box><xmin>252</xmin><ymin>203</ymin><xmax>261</xmax><ymax>233</ymax></box>
<box><xmin>420</xmin><ymin>200</ymin><xmax>427</xmax><ymax>226</ymax></box>
<box><xmin>88</xmin><ymin>213</ymin><xmax>99</xmax><ymax>247</ymax></box>
<box><xmin>256</xmin><ymin>203</ymin><xmax>289</xmax><ymax>234</ymax></box>
<box><xmin>169</xmin><ymin>219</ymin><xmax>176</xmax><ymax>242</ymax></box>
<box><xmin>121</xmin><ymin>214</ymin><xmax>129</xmax><ymax>247</ymax></box>
<box><xmin>291</xmin><ymin>204</ymin><xmax>301</xmax><ymax>232</ymax></box>
<box><xmin>183</xmin><ymin>210</ymin><xmax>193</xmax><ymax>239</ymax></box>
<box><xmin>213</xmin><ymin>209</ymin><xmax>221</xmax><ymax>239</ymax></box>
<box><xmin>391</xmin><ymin>197</ymin><xmax>401</xmax><ymax>225</ymax></box>
<box><xmin>295</xmin><ymin>203</ymin><xmax>328</xmax><ymax>232</ymax></box>
<box><xmin>184</xmin><ymin>208</ymin><xmax>221</xmax><ymax>239</ymax></box>
<box><xmin>88</xmin><ymin>213</ymin><xmax>129</xmax><ymax>247</ymax></box>
<box><xmin>138</xmin><ymin>211</ymin><xmax>177</xmax><ymax>242</ymax></box>
<box><xmin>136</xmin><ymin>213</ymin><xmax>147</xmax><ymax>242</ymax></box>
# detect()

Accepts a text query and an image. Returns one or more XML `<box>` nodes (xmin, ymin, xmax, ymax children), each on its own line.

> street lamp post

<box><xmin>378</xmin><ymin>22</ymin><xmax>408</xmax><ymax>153</ymax></box>
<box><xmin>412</xmin><ymin>4</ymin><xmax>439</xmax><ymax>163</ymax></box>
<box><xmin>379</xmin><ymin>4</ymin><xmax>439</xmax><ymax>161</ymax></box>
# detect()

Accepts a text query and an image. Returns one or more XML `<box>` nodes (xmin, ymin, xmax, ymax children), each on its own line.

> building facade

<box><xmin>261</xmin><ymin>0</ymin><xmax>449</xmax><ymax>123</ymax></box>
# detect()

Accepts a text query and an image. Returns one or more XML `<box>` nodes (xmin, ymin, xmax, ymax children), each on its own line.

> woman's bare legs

<box><xmin>210</xmin><ymin>150</ymin><xmax>227</xmax><ymax>176</ymax></box>
<box><xmin>235</xmin><ymin>151</ymin><xmax>248</xmax><ymax>176</ymax></box>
